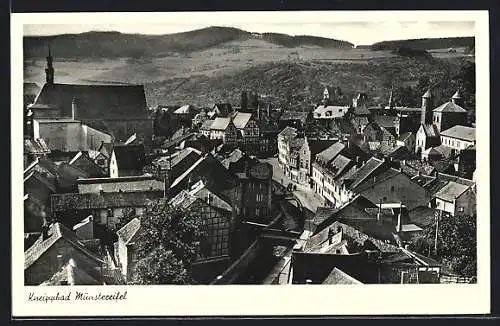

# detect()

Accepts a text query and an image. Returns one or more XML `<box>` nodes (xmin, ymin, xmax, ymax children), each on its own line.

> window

<box><xmin>391</xmin><ymin>186</ymin><xmax>395</xmax><ymax>192</ymax></box>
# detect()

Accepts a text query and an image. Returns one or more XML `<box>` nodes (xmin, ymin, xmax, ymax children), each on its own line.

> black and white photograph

<box><xmin>12</xmin><ymin>10</ymin><xmax>490</xmax><ymax>316</ymax></box>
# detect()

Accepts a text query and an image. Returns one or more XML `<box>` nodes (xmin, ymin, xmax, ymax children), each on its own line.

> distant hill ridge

<box><xmin>23</xmin><ymin>26</ymin><xmax>354</xmax><ymax>58</ymax></box>
<box><xmin>371</xmin><ymin>36</ymin><xmax>474</xmax><ymax>51</ymax></box>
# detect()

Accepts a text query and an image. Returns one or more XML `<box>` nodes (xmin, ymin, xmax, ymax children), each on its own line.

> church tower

<box><xmin>420</xmin><ymin>88</ymin><xmax>432</xmax><ymax>125</ymax></box>
<box><xmin>45</xmin><ymin>46</ymin><xmax>54</xmax><ymax>85</ymax></box>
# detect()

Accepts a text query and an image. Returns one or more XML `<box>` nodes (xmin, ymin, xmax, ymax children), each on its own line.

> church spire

<box><xmin>45</xmin><ymin>45</ymin><xmax>54</xmax><ymax>85</ymax></box>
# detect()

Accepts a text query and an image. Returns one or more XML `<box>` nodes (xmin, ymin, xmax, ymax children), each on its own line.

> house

<box><xmin>456</xmin><ymin>145</ymin><xmax>476</xmax><ymax>180</ymax></box>
<box><xmin>350</xmin><ymin>167</ymin><xmax>431</xmax><ymax>211</ymax></box>
<box><xmin>68</xmin><ymin>151</ymin><xmax>106</xmax><ymax>178</ymax></box>
<box><xmin>109</xmin><ymin>144</ymin><xmax>146</xmax><ymax>178</ymax></box>
<box><xmin>277</xmin><ymin>126</ymin><xmax>299</xmax><ymax>171</ymax></box>
<box><xmin>297</xmin><ymin>137</ymin><xmax>337</xmax><ymax>187</ymax></box>
<box><xmin>151</xmin><ymin>147</ymin><xmax>203</xmax><ymax>184</ymax></box>
<box><xmin>363</xmin><ymin>121</ymin><xmax>396</xmax><ymax>144</ymax></box>
<box><xmin>115</xmin><ymin>217</ymin><xmax>142</xmax><ymax>283</ymax></box>
<box><xmin>231</xmin><ymin>112</ymin><xmax>260</xmax><ymax>154</ymax></box>
<box><xmin>440</xmin><ymin>125</ymin><xmax>476</xmax><ymax>154</ymax></box>
<box><xmin>235</xmin><ymin>161</ymin><xmax>273</xmax><ymax>224</ymax></box>
<box><xmin>209</xmin><ymin>103</ymin><xmax>233</xmax><ymax>118</ymax></box>
<box><xmin>313</xmin><ymin>105</ymin><xmax>349</xmax><ymax>121</ymax></box>
<box><xmin>278</xmin><ymin>110</ymin><xmax>310</xmax><ymax>131</ymax></box>
<box><xmin>40</xmin><ymin>257</ymin><xmax>105</xmax><ymax>285</ymax></box>
<box><xmin>171</xmin><ymin>181</ymin><xmax>233</xmax><ymax>261</ymax></box>
<box><xmin>208</xmin><ymin>117</ymin><xmax>238</xmax><ymax>145</ymax></box>
<box><xmin>24</xmin><ymin>137</ymin><xmax>51</xmax><ymax>169</ymax></box>
<box><xmin>200</xmin><ymin>119</ymin><xmax>214</xmax><ymax>138</ymax></box>
<box><xmin>24</xmin><ymin>222</ymin><xmax>105</xmax><ymax>285</ymax></box>
<box><xmin>415</xmin><ymin>123</ymin><xmax>441</xmax><ymax>155</ymax></box>
<box><xmin>396</xmin><ymin>132</ymin><xmax>415</xmax><ymax>153</ymax></box>
<box><xmin>373</xmin><ymin>115</ymin><xmax>399</xmax><ymax>138</ymax></box>
<box><xmin>351</xmin><ymin>115</ymin><xmax>370</xmax><ymax>134</ymax></box>
<box><xmin>30</xmin><ymin>51</ymin><xmax>152</xmax><ymax>141</ymax></box>
<box><xmin>287</xmin><ymin>137</ymin><xmax>305</xmax><ymax>182</ymax></box>
<box><xmin>373</xmin><ymin>143</ymin><xmax>414</xmax><ymax>162</ymax></box>
<box><xmin>421</xmin><ymin>145</ymin><xmax>453</xmax><ymax>162</ymax></box>
<box><xmin>432</xmin><ymin>92</ymin><xmax>468</xmax><ymax>132</ymax></box>
<box><xmin>32</xmin><ymin>119</ymin><xmax>114</xmax><ymax>153</ymax></box>
<box><xmin>434</xmin><ymin>181</ymin><xmax>476</xmax><ymax>217</ymax></box>
<box><xmin>77</xmin><ymin>175</ymin><xmax>166</xmax><ymax>194</ymax></box>
<box><xmin>88</xmin><ymin>149</ymin><xmax>110</xmax><ymax>174</ymax></box>
<box><xmin>50</xmin><ymin>190</ymin><xmax>163</xmax><ymax>231</ymax></box>
<box><xmin>173</xmin><ymin>104</ymin><xmax>197</xmax><ymax>129</ymax></box>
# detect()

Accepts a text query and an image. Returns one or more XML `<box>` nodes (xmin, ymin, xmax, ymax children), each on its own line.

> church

<box><xmin>26</xmin><ymin>48</ymin><xmax>154</xmax><ymax>142</ymax></box>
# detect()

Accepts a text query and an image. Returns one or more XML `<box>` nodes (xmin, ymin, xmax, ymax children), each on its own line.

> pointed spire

<box><xmin>388</xmin><ymin>87</ymin><xmax>394</xmax><ymax>109</ymax></box>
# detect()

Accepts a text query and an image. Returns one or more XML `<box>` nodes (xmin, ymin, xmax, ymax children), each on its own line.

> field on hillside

<box><xmin>24</xmin><ymin>39</ymin><xmax>396</xmax><ymax>86</ymax></box>
<box><xmin>24</xmin><ymin>38</ymin><xmax>475</xmax><ymax>113</ymax></box>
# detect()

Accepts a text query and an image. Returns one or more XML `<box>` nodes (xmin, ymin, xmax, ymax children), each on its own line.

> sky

<box><xmin>22</xmin><ymin>12</ymin><xmax>475</xmax><ymax>46</ymax></box>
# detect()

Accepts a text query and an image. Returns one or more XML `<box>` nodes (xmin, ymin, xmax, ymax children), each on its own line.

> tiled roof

<box><xmin>291</xmin><ymin>137</ymin><xmax>305</xmax><ymax>150</ymax></box>
<box><xmin>398</xmin><ymin>132</ymin><xmax>413</xmax><ymax>141</ymax></box>
<box><xmin>328</xmin><ymin>154</ymin><xmax>354</xmax><ymax>178</ymax></box>
<box><xmin>421</xmin><ymin>124</ymin><xmax>440</xmax><ymax>138</ymax></box>
<box><xmin>373</xmin><ymin>115</ymin><xmax>398</xmax><ymax>128</ymax></box>
<box><xmin>278</xmin><ymin>126</ymin><xmax>298</xmax><ymax>139</ymax></box>
<box><xmin>313</xmin><ymin>207</ymin><xmax>339</xmax><ymax>227</ymax></box>
<box><xmin>33</xmin><ymin>83</ymin><xmax>148</xmax><ymax>119</ymax></box>
<box><xmin>41</xmin><ymin>259</ymin><xmax>103</xmax><ymax>285</ymax></box>
<box><xmin>24</xmin><ymin>138</ymin><xmax>51</xmax><ymax>155</ymax></box>
<box><xmin>200</xmin><ymin>119</ymin><xmax>214</xmax><ymax>130</ymax></box>
<box><xmin>50</xmin><ymin>191</ymin><xmax>163</xmax><ymax>211</ymax></box>
<box><xmin>213</xmin><ymin>103</ymin><xmax>233</xmax><ymax>116</ymax></box>
<box><xmin>77</xmin><ymin>176</ymin><xmax>165</xmax><ymax>193</ymax></box>
<box><xmin>345</xmin><ymin>157</ymin><xmax>386</xmax><ymax>190</ymax></box>
<box><xmin>352</xmin><ymin>168</ymin><xmax>401</xmax><ymax>192</ymax></box>
<box><xmin>435</xmin><ymin>181</ymin><xmax>470</xmax><ymax>202</ymax></box>
<box><xmin>68</xmin><ymin>152</ymin><xmax>106</xmax><ymax>178</ymax></box>
<box><xmin>174</xmin><ymin>104</ymin><xmax>194</xmax><ymax>114</ymax></box>
<box><xmin>323</xmin><ymin>267</ymin><xmax>363</xmax><ymax>284</ymax></box>
<box><xmin>404</xmin><ymin>160</ymin><xmax>437</xmax><ymax>176</ymax></box>
<box><xmin>232</xmin><ymin>112</ymin><xmax>253</xmax><ymax>129</ymax></box>
<box><xmin>210</xmin><ymin>117</ymin><xmax>231</xmax><ymax>131</ymax></box>
<box><xmin>116</xmin><ymin>217</ymin><xmax>141</xmax><ymax>245</ymax></box>
<box><xmin>307</xmin><ymin>139</ymin><xmax>337</xmax><ymax>158</ymax></box>
<box><xmin>432</xmin><ymin>145</ymin><xmax>454</xmax><ymax>157</ymax></box>
<box><xmin>189</xmin><ymin>181</ymin><xmax>233</xmax><ymax>212</ymax></box>
<box><xmin>316</xmin><ymin>142</ymin><xmax>345</xmax><ymax>164</ymax></box>
<box><xmin>279</xmin><ymin>110</ymin><xmax>308</xmax><ymax>122</ymax></box>
<box><xmin>112</xmin><ymin>144</ymin><xmax>146</xmax><ymax>172</ymax></box>
<box><xmin>433</xmin><ymin>101</ymin><xmax>467</xmax><ymax>113</ymax></box>
<box><xmin>432</xmin><ymin>159</ymin><xmax>455</xmax><ymax>173</ymax></box>
<box><xmin>440</xmin><ymin>125</ymin><xmax>475</xmax><ymax>142</ymax></box>
<box><xmin>25</xmin><ymin>222</ymin><xmax>103</xmax><ymax>270</ymax></box>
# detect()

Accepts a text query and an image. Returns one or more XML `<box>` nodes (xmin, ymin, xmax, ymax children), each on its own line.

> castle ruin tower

<box><xmin>421</xmin><ymin>89</ymin><xmax>432</xmax><ymax>125</ymax></box>
<box><xmin>45</xmin><ymin>46</ymin><xmax>54</xmax><ymax>85</ymax></box>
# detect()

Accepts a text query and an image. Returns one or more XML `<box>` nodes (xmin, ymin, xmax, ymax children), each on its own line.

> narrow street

<box><xmin>260</xmin><ymin>157</ymin><xmax>324</xmax><ymax>213</ymax></box>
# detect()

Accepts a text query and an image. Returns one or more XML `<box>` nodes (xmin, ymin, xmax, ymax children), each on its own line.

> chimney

<box><xmin>42</xmin><ymin>223</ymin><xmax>49</xmax><ymax>240</ymax></box>
<box><xmin>328</xmin><ymin>228</ymin><xmax>334</xmax><ymax>245</ymax></box>
<box><xmin>71</xmin><ymin>98</ymin><xmax>78</xmax><ymax>120</ymax></box>
<box><xmin>396</xmin><ymin>202</ymin><xmax>403</xmax><ymax>232</ymax></box>
<box><xmin>377</xmin><ymin>198</ymin><xmax>382</xmax><ymax>224</ymax></box>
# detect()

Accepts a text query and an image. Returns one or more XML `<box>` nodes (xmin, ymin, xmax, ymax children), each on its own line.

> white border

<box><xmin>11</xmin><ymin>11</ymin><xmax>490</xmax><ymax>317</ymax></box>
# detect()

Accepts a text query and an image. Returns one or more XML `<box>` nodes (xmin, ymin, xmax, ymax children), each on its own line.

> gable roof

<box><xmin>440</xmin><ymin>125</ymin><xmax>475</xmax><ymax>142</ymax></box>
<box><xmin>278</xmin><ymin>126</ymin><xmax>298</xmax><ymax>139</ymax></box>
<box><xmin>50</xmin><ymin>191</ymin><xmax>163</xmax><ymax>211</ymax></box>
<box><xmin>41</xmin><ymin>258</ymin><xmax>103</xmax><ymax>285</ymax></box>
<box><xmin>398</xmin><ymin>132</ymin><xmax>414</xmax><ymax>141</ymax></box>
<box><xmin>200</xmin><ymin>119</ymin><xmax>214</xmax><ymax>130</ymax></box>
<box><xmin>345</xmin><ymin>157</ymin><xmax>387</xmax><ymax>190</ymax></box>
<box><xmin>112</xmin><ymin>144</ymin><xmax>146</xmax><ymax>172</ymax></box>
<box><xmin>24</xmin><ymin>138</ymin><xmax>51</xmax><ymax>155</ymax></box>
<box><xmin>313</xmin><ymin>105</ymin><xmax>349</xmax><ymax>119</ymax></box>
<box><xmin>211</xmin><ymin>117</ymin><xmax>231</xmax><ymax>131</ymax></box>
<box><xmin>373</xmin><ymin>115</ymin><xmax>398</xmax><ymax>128</ymax></box>
<box><xmin>33</xmin><ymin>83</ymin><xmax>148</xmax><ymax>119</ymax></box>
<box><xmin>213</xmin><ymin>103</ymin><xmax>233</xmax><ymax>116</ymax></box>
<box><xmin>174</xmin><ymin>104</ymin><xmax>194</xmax><ymax>114</ymax></box>
<box><xmin>116</xmin><ymin>217</ymin><xmax>142</xmax><ymax>245</ymax></box>
<box><xmin>25</xmin><ymin>222</ymin><xmax>103</xmax><ymax>270</ymax></box>
<box><xmin>69</xmin><ymin>151</ymin><xmax>106</xmax><ymax>178</ymax></box>
<box><xmin>77</xmin><ymin>175</ymin><xmax>165</xmax><ymax>193</ymax></box>
<box><xmin>323</xmin><ymin>267</ymin><xmax>363</xmax><ymax>285</ymax></box>
<box><xmin>435</xmin><ymin>181</ymin><xmax>470</xmax><ymax>202</ymax></box>
<box><xmin>353</xmin><ymin>106</ymin><xmax>371</xmax><ymax>116</ymax></box>
<box><xmin>316</xmin><ymin>142</ymin><xmax>345</xmax><ymax>164</ymax></box>
<box><xmin>420</xmin><ymin>123</ymin><xmax>440</xmax><ymax>138</ymax></box>
<box><xmin>433</xmin><ymin>101</ymin><xmax>467</xmax><ymax>113</ymax></box>
<box><xmin>232</xmin><ymin>112</ymin><xmax>253</xmax><ymax>129</ymax></box>
<box><xmin>328</xmin><ymin>154</ymin><xmax>354</xmax><ymax>179</ymax></box>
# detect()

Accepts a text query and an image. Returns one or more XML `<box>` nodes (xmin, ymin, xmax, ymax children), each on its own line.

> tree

<box><xmin>411</xmin><ymin>214</ymin><xmax>477</xmax><ymax>277</ymax></box>
<box><xmin>249</xmin><ymin>92</ymin><xmax>259</xmax><ymax>109</ymax></box>
<box><xmin>130</xmin><ymin>199</ymin><xmax>204</xmax><ymax>284</ymax></box>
